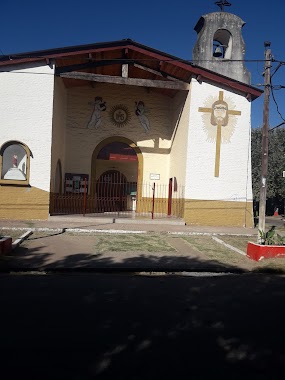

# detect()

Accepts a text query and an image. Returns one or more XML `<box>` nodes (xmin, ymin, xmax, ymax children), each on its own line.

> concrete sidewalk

<box><xmin>0</xmin><ymin>215</ymin><xmax>259</xmax><ymax>273</ymax></box>
<box><xmin>0</xmin><ymin>214</ymin><xmax>257</xmax><ymax>236</ymax></box>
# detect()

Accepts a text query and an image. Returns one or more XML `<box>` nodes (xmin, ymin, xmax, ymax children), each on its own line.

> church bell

<box><xmin>213</xmin><ymin>45</ymin><xmax>223</xmax><ymax>57</ymax></box>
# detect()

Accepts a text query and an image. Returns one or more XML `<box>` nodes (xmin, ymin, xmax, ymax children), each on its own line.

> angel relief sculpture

<box><xmin>135</xmin><ymin>101</ymin><xmax>150</xmax><ymax>133</ymax></box>
<box><xmin>87</xmin><ymin>96</ymin><xmax>107</xmax><ymax>130</ymax></box>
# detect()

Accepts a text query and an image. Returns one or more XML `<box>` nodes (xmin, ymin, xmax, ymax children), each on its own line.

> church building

<box><xmin>0</xmin><ymin>5</ymin><xmax>262</xmax><ymax>226</ymax></box>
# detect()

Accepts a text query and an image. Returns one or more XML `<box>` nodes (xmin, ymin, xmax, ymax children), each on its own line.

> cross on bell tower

<box><xmin>215</xmin><ymin>0</ymin><xmax>232</xmax><ymax>11</ymax></box>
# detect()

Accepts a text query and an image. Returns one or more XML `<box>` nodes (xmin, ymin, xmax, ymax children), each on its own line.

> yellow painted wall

<box><xmin>136</xmin><ymin>197</ymin><xmax>184</xmax><ymax>218</ymax></box>
<box><xmin>0</xmin><ymin>186</ymin><xmax>49</xmax><ymax>220</ymax></box>
<box><xmin>183</xmin><ymin>199</ymin><xmax>253</xmax><ymax>227</ymax></box>
<box><xmin>169</xmin><ymin>90</ymin><xmax>190</xmax><ymax>186</ymax></box>
<box><xmin>64</xmin><ymin>84</ymin><xmax>176</xmax><ymax>185</ymax></box>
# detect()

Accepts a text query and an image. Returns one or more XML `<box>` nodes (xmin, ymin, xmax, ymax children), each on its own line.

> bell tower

<box><xmin>192</xmin><ymin>1</ymin><xmax>250</xmax><ymax>84</ymax></box>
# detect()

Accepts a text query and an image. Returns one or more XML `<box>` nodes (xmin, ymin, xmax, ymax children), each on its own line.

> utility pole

<box><xmin>258</xmin><ymin>42</ymin><xmax>272</xmax><ymax>241</ymax></box>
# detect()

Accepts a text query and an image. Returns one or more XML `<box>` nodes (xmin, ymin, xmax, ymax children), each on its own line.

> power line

<box><xmin>0</xmin><ymin>69</ymin><xmax>272</xmax><ymax>89</ymax></box>
<box><xmin>268</xmin><ymin>121</ymin><xmax>285</xmax><ymax>132</ymax></box>
<box><xmin>2</xmin><ymin>57</ymin><xmax>285</xmax><ymax>110</ymax></box>
<box><xmin>271</xmin><ymin>87</ymin><xmax>285</xmax><ymax>122</ymax></box>
<box><xmin>0</xmin><ymin>70</ymin><xmax>55</xmax><ymax>75</ymax></box>
<box><xmin>0</xmin><ymin>69</ymin><xmax>282</xmax><ymax>91</ymax></box>
<box><xmin>271</xmin><ymin>62</ymin><xmax>285</xmax><ymax>78</ymax></box>
<box><xmin>0</xmin><ymin>55</ymin><xmax>281</xmax><ymax>64</ymax></box>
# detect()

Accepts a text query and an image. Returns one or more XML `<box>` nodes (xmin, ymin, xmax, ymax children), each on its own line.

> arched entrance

<box><xmin>91</xmin><ymin>137</ymin><xmax>143</xmax><ymax>213</ymax></box>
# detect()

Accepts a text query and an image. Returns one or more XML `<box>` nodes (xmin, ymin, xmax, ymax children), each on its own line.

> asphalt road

<box><xmin>1</xmin><ymin>272</ymin><xmax>285</xmax><ymax>379</ymax></box>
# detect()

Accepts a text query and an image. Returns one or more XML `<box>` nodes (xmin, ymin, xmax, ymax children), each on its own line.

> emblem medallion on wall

<box><xmin>110</xmin><ymin>104</ymin><xmax>131</xmax><ymax>128</ymax></box>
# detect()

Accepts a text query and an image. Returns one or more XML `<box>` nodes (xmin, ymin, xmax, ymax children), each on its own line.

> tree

<box><xmin>252</xmin><ymin>127</ymin><xmax>285</xmax><ymax>213</ymax></box>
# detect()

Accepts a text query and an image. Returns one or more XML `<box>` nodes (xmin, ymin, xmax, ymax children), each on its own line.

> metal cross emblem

<box><xmin>215</xmin><ymin>0</ymin><xmax>232</xmax><ymax>11</ymax></box>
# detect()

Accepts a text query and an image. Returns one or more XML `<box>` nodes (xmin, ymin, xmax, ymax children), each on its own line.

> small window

<box><xmin>0</xmin><ymin>141</ymin><xmax>31</xmax><ymax>185</ymax></box>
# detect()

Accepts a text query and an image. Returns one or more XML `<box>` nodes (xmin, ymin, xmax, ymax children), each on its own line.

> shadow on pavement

<box><xmin>2</xmin><ymin>231</ymin><xmax>285</xmax><ymax>378</ymax></box>
<box><xmin>1</xmin><ymin>244</ymin><xmax>247</xmax><ymax>273</ymax></box>
<box><xmin>1</xmin><ymin>271</ymin><xmax>285</xmax><ymax>379</ymax></box>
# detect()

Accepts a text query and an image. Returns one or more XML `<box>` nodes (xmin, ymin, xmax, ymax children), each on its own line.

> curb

<box><xmin>0</xmin><ymin>226</ymin><xmax>256</xmax><ymax>237</ymax></box>
<box><xmin>12</xmin><ymin>231</ymin><xmax>33</xmax><ymax>250</ymax></box>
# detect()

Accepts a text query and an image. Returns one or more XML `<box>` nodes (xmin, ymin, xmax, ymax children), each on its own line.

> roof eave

<box><xmin>0</xmin><ymin>39</ymin><xmax>262</xmax><ymax>100</ymax></box>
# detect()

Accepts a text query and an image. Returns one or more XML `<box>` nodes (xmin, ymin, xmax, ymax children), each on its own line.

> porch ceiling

<box><xmin>54</xmin><ymin>43</ymin><xmax>192</xmax><ymax>97</ymax></box>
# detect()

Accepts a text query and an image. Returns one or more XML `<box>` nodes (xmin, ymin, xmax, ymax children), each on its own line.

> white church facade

<box><xmin>0</xmin><ymin>10</ymin><xmax>262</xmax><ymax>227</ymax></box>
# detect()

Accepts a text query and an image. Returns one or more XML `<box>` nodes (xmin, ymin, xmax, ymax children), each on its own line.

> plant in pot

<box><xmin>247</xmin><ymin>226</ymin><xmax>285</xmax><ymax>261</ymax></box>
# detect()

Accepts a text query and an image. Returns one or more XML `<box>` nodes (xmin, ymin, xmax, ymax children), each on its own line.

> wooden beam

<box><xmin>134</xmin><ymin>63</ymin><xmax>188</xmax><ymax>83</ymax></box>
<box><xmin>134</xmin><ymin>63</ymin><xmax>162</xmax><ymax>76</ymax></box>
<box><xmin>55</xmin><ymin>59</ymin><xmax>132</xmax><ymax>75</ymax></box>
<box><xmin>159</xmin><ymin>60</ymin><xmax>167</xmax><ymax>71</ymax></box>
<box><xmin>122</xmin><ymin>64</ymin><xmax>128</xmax><ymax>78</ymax></box>
<box><xmin>59</xmin><ymin>71</ymin><xmax>190</xmax><ymax>90</ymax></box>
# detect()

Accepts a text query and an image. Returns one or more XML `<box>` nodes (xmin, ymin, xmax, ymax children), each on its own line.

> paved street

<box><xmin>1</xmin><ymin>216</ymin><xmax>285</xmax><ymax>379</ymax></box>
<box><xmin>1</xmin><ymin>272</ymin><xmax>285</xmax><ymax>379</ymax></box>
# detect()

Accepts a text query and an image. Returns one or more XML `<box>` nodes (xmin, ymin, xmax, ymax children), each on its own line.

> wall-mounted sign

<box><xmin>65</xmin><ymin>173</ymin><xmax>89</xmax><ymax>194</ymax></box>
<box><xmin>150</xmin><ymin>173</ymin><xmax>160</xmax><ymax>180</ymax></box>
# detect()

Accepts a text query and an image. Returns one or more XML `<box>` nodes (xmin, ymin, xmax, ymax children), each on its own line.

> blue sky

<box><xmin>1</xmin><ymin>0</ymin><xmax>285</xmax><ymax>130</ymax></box>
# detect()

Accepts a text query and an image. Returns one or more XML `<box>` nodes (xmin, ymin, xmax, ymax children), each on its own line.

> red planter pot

<box><xmin>247</xmin><ymin>241</ymin><xmax>285</xmax><ymax>261</ymax></box>
<box><xmin>0</xmin><ymin>237</ymin><xmax>12</xmax><ymax>256</ymax></box>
